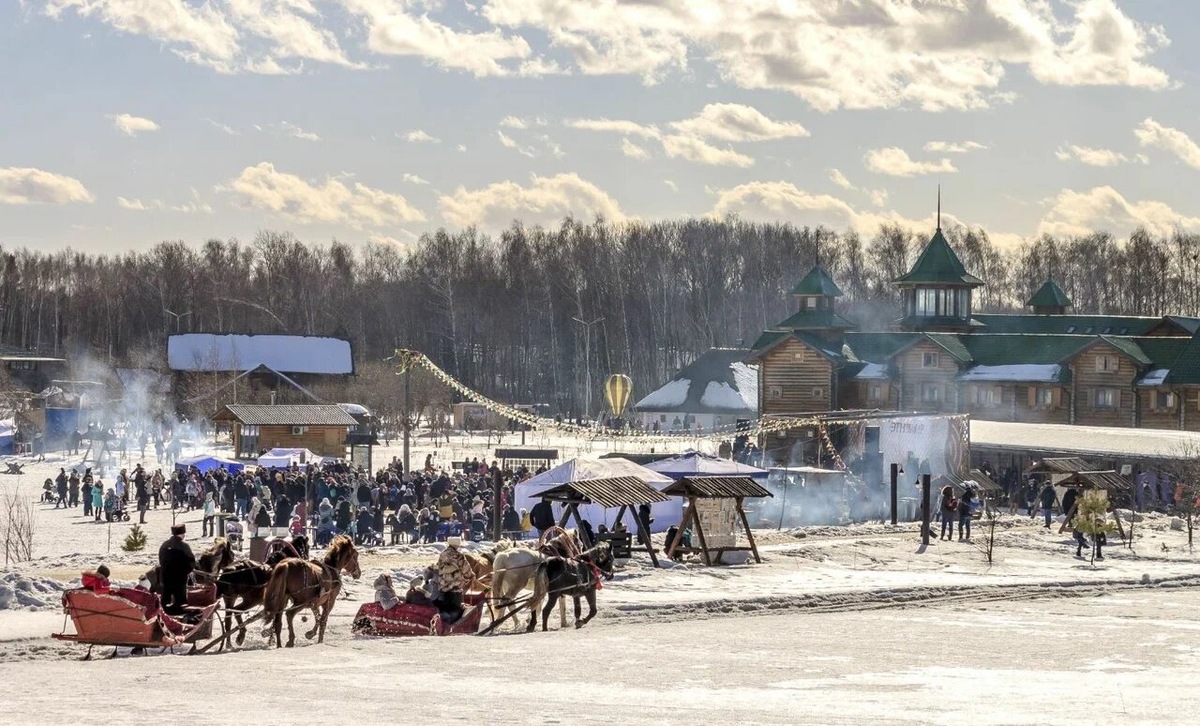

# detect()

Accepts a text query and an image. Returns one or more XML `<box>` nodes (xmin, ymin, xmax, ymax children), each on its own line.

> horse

<box><xmin>213</xmin><ymin>535</ymin><xmax>310</xmax><ymax>647</ymax></box>
<box><xmin>527</xmin><ymin>542</ymin><xmax>614</xmax><ymax>632</ymax></box>
<box><xmin>489</xmin><ymin>529</ymin><xmax>584</xmax><ymax>631</ymax></box>
<box><xmin>261</xmin><ymin>535</ymin><xmax>361</xmax><ymax>648</ymax></box>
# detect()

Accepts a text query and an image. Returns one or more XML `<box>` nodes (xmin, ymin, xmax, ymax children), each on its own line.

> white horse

<box><xmin>489</xmin><ymin>531</ymin><xmax>581</xmax><ymax>631</ymax></box>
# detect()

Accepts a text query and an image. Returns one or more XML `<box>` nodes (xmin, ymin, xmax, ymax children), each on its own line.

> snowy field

<box><xmin>3</xmin><ymin>435</ymin><xmax>1200</xmax><ymax>723</ymax></box>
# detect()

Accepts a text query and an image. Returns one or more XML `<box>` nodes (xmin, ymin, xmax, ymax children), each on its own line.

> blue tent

<box><xmin>644</xmin><ymin>451</ymin><xmax>769</xmax><ymax>480</ymax></box>
<box><xmin>174</xmin><ymin>455</ymin><xmax>246</xmax><ymax>474</ymax></box>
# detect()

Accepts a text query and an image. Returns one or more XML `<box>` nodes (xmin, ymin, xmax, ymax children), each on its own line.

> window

<box><xmin>1093</xmin><ymin>388</ymin><xmax>1119</xmax><ymax>409</ymax></box>
<box><xmin>867</xmin><ymin>384</ymin><xmax>883</xmax><ymax>403</ymax></box>
<box><xmin>1035</xmin><ymin>388</ymin><xmax>1054</xmax><ymax>408</ymax></box>
<box><xmin>793</xmin><ymin>350</ymin><xmax>805</xmax><ymax>361</ymax></box>
<box><xmin>921</xmin><ymin>384</ymin><xmax>942</xmax><ymax>403</ymax></box>
<box><xmin>922</xmin><ymin>351</ymin><xmax>940</xmax><ymax>368</ymax></box>
<box><xmin>805</xmin><ymin>296</ymin><xmax>819</xmax><ymax>309</ymax></box>
<box><xmin>811</xmin><ymin>387</ymin><xmax>824</xmax><ymax>399</ymax></box>
<box><xmin>767</xmin><ymin>385</ymin><xmax>783</xmax><ymax>400</ymax></box>
<box><xmin>1095</xmin><ymin>355</ymin><xmax>1119</xmax><ymax>373</ymax></box>
<box><xmin>1065</xmin><ymin>326</ymin><xmax>1076</xmax><ymax>333</ymax></box>
<box><xmin>1102</xmin><ymin>327</ymin><xmax>1112</xmax><ymax>334</ymax></box>
<box><xmin>975</xmin><ymin>387</ymin><xmax>1000</xmax><ymax>406</ymax></box>
<box><xmin>1154</xmin><ymin>391</ymin><xmax>1177</xmax><ymax>410</ymax></box>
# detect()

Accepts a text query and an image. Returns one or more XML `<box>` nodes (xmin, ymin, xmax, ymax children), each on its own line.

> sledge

<box><xmin>350</xmin><ymin>591</ymin><xmax>485</xmax><ymax>637</ymax></box>
<box><xmin>51</xmin><ymin>583</ymin><xmax>220</xmax><ymax>658</ymax></box>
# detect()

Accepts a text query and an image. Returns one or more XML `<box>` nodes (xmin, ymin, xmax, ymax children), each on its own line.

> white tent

<box><xmin>256</xmin><ymin>447</ymin><xmax>319</xmax><ymax>469</ymax></box>
<box><xmin>514</xmin><ymin>457</ymin><xmax>682</xmax><ymax>533</ymax></box>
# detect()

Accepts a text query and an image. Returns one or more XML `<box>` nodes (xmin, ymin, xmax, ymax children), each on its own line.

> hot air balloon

<box><xmin>604</xmin><ymin>374</ymin><xmax>634</xmax><ymax>419</ymax></box>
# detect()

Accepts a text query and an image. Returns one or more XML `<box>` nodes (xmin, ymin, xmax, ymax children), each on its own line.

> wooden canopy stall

<box><xmin>933</xmin><ymin>468</ymin><xmax>1004</xmax><ymax>500</ymax></box>
<box><xmin>537</xmin><ymin>477</ymin><xmax>670</xmax><ymax>567</ymax></box>
<box><xmin>1026</xmin><ymin>458</ymin><xmax>1130</xmax><ymax>539</ymax></box>
<box><xmin>661</xmin><ymin>476</ymin><xmax>773</xmax><ymax>566</ymax></box>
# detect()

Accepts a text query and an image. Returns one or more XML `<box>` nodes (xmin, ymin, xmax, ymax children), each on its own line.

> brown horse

<box><xmin>261</xmin><ymin>535</ymin><xmax>361</xmax><ymax>648</ymax></box>
<box><xmin>213</xmin><ymin>535</ymin><xmax>312</xmax><ymax>647</ymax></box>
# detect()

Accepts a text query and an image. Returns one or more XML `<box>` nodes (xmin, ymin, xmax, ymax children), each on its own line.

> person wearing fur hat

<box><xmin>157</xmin><ymin>523</ymin><xmax>196</xmax><ymax>615</ymax></box>
<box><xmin>433</xmin><ymin>536</ymin><xmax>472</xmax><ymax>622</ymax></box>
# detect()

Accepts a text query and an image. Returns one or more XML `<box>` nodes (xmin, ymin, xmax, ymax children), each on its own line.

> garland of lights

<box><xmin>393</xmin><ymin>348</ymin><xmax>908</xmax><ymax>443</ymax></box>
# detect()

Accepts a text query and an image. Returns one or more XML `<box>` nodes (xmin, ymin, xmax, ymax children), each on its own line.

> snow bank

<box><xmin>0</xmin><ymin>573</ymin><xmax>69</xmax><ymax>612</ymax></box>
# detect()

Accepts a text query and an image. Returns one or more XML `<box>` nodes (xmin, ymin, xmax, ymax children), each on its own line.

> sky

<box><xmin>4</xmin><ymin>0</ymin><xmax>1200</xmax><ymax>253</ymax></box>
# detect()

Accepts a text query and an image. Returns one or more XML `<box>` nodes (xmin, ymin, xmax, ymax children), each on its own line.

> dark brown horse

<box><xmin>261</xmin><ymin>535</ymin><xmax>361</xmax><ymax>647</ymax></box>
<box><xmin>213</xmin><ymin>535</ymin><xmax>312</xmax><ymax>647</ymax></box>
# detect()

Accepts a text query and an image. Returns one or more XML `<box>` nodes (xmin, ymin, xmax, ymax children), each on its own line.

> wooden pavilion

<box><xmin>1026</xmin><ymin>457</ymin><xmax>1130</xmax><ymax>538</ymax></box>
<box><xmin>537</xmin><ymin>476</ymin><xmax>670</xmax><ymax>566</ymax></box>
<box><xmin>661</xmin><ymin>476</ymin><xmax>772</xmax><ymax>565</ymax></box>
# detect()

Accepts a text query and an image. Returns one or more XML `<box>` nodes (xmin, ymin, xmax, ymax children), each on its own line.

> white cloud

<box><xmin>864</xmin><ymin>147</ymin><xmax>957</xmax><ymax>177</ymax></box>
<box><xmin>1054</xmin><ymin>144</ymin><xmax>1140</xmax><ymax>167</ymax></box>
<box><xmin>828</xmin><ymin>169</ymin><xmax>854</xmax><ymax>190</ymax></box>
<box><xmin>0</xmin><ymin>167</ymin><xmax>95</xmax><ymax>205</ymax></box>
<box><xmin>500</xmin><ymin>116</ymin><xmax>528</xmax><ymax>129</ymax></box>
<box><xmin>109</xmin><ymin>112</ymin><xmax>159</xmax><ymax>136</ymax></box>
<box><xmin>367</xmin><ymin>232</ymin><xmax>416</xmax><ymax>248</ymax></box>
<box><xmin>456</xmin><ymin>144</ymin><xmax>467</xmax><ymax>152</ymax></box>
<box><xmin>222</xmin><ymin>161</ymin><xmax>426</xmax><ymax>228</ymax></box>
<box><xmin>923</xmin><ymin>141</ymin><xmax>987</xmax><ymax>154</ymax></box>
<box><xmin>45</xmin><ymin>0</ymin><xmax>359</xmax><ymax>74</ymax></box>
<box><xmin>346</xmin><ymin>0</ymin><xmax>535</xmax><ymax>77</ymax></box>
<box><xmin>621</xmin><ymin>138</ymin><xmax>650</xmax><ymax>160</ymax></box>
<box><xmin>661</xmin><ymin>135</ymin><xmax>752</xmax><ymax>167</ymax></box>
<box><xmin>540</xmin><ymin>135</ymin><xmax>566</xmax><ymax>159</ymax></box>
<box><xmin>497</xmin><ymin>130</ymin><xmax>536</xmax><ymax>158</ymax></box>
<box><xmin>1039</xmin><ymin>186</ymin><xmax>1200</xmax><ymax>238</ymax></box>
<box><xmin>258</xmin><ymin>121</ymin><xmax>320</xmax><ymax>141</ymax></box>
<box><xmin>869</xmin><ymin>189</ymin><xmax>889</xmax><ymax>207</ymax></box>
<box><xmin>206</xmin><ymin>119</ymin><xmax>238</xmax><ymax>135</ymax></box>
<box><xmin>438</xmin><ymin>172</ymin><xmax>623</xmax><ymax>229</ymax></box>
<box><xmin>484</xmin><ymin>0</ymin><xmax>1171</xmax><ymax>111</ymax></box>
<box><xmin>402</xmin><ymin>129</ymin><xmax>439</xmax><ymax>143</ymax></box>
<box><xmin>664</xmin><ymin>180</ymin><xmax>678</xmax><ymax>192</ymax></box>
<box><xmin>567</xmin><ymin>118</ymin><xmax>659</xmax><ymax>138</ymax></box>
<box><xmin>669</xmin><ymin>103</ymin><xmax>808</xmax><ymax>142</ymax></box>
<box><xmin>401</xmin><ymin>173</ymin><xmax>429</xmax><ymax>185</ymax></box>
<box><xmin>117</xmin><ymin>196</ymin><xmax>156</xmax><ymax>211</ymax></box>
<box><xmin>1135</xmin><ymin>118</ymin><xmax>1200</xmax><ymax>169</ymax></box>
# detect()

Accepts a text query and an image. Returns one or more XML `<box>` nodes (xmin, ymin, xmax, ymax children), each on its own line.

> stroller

<box><xmin>104</xmin><ymin>492</ymin><xmax>130</xmax><ymax>522</ymax></box>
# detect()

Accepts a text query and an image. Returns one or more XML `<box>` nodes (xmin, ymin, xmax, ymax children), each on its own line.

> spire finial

<box><xmin>936</xmin><ymin>184</ymin><xmax>941</xmax><ymax>232</ymax></box>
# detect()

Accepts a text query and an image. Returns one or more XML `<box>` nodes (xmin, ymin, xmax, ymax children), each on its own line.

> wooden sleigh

<box><xmin>52</xmin><ymin>584</ymin><xmax>220</xmax><ymax>659</ymax></box>
<box><xmin>350</xmin><ymin>591</ymin><xmax>486</xmax><ymax>637</ymax></box>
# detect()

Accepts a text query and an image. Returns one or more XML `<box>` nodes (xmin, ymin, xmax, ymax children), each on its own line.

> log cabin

<box><xmin>749</xmin><ymin>221</ymin><xmax>1200</xmax><ymax>445</ymax></box>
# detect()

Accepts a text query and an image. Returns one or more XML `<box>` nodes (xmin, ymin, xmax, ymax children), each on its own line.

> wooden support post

<box><xmin>1058</xmin><ymin>500</ymin><xmax>1078</xmax><ymax>534</ymax></box>
<box><xmin>691</xmin><ymin>499</ymin><xmax>712</xmax><ymax>566</ymax></box>
<box><xmin>921</xmin><ymin>474</ymin><xmax>931</xmax><ymax>547</ymax></box>
<box><xmin>666</xmin><ymin>506</ymin><xmax>693</xmax><ymax>560</ymax></box>
<box><xmin>737</xmin><ymin>497</ymin><xmax>761</xmax><ymax>564</ymax></box>
<box><xmin>890</xmin><ymin>463</ymin><xmax>899</xmax><ymax>526</ymax></box>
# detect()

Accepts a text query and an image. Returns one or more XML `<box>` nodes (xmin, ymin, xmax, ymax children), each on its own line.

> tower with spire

<box><xmin>892</xmin><ymin>189</ymin><xmax>984</xmax><ymax>332</ymax></box>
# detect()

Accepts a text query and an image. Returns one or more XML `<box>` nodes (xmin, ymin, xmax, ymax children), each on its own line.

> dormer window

<box><xmin>1066</xmin><ymin>326</ymin><xmax>1076</xmax><ymax>333</ymax></box>
<box><xmin>805</xmin><ymin>296</ymin><xmax>819</xmax><ymax>310</ymax></box>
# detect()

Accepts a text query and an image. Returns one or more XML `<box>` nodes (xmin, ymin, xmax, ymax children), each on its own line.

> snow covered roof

<box><xmin>958</xmin><ymin>364</ymin><xmax>1062</xmax><ymax>383</ymax></box>
<box><xmin>518</xmin><ymin>457</ymin><xmax>674</xmax><ymax>490</ymax></box>
<box><xmin>1137</xmin><ymin>368</ymin><xmax>1170</xmax><ymax>387</ymax></box>
<box><xmin>852</xmin><ymin>363</ymin><xmax>891</xmax><ymax>380</ymax></box>
<box><xmin>644</xmin><ymin>451</ymin><xmax>769</xmax><ymax>480</ymax></box>
<box><xmin>970</xmin><ymin>419</ymin><xmax>1200</xmax><ymax>461</ymax></box>
<box><xmin>167</xmin><ymin>334</ymin><xmax>354</xmax><ymax>375</ymax></box>
<box><xmin>634</xmin><ymin>348</ymin><xmax>758</xmax><ymax>415</ymax></box>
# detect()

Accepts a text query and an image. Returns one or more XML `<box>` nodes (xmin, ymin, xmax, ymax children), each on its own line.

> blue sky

<box><xmin>4</xmin><ymin>1</ymin><xmax>1200</xmax><ymax>252</ymax></box>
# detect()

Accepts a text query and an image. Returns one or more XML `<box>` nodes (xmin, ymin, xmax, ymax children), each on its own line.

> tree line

<box><xmin>3</xmin><ymin>218</ymin><xmax>1199</xmax><ymax>418</ymax></box>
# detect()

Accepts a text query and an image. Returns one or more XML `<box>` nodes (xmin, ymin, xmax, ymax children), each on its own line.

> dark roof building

<box><xmin>634</xmin><ymin>348</ymin><xmax>758</xmax><ymax>423</ymax></box>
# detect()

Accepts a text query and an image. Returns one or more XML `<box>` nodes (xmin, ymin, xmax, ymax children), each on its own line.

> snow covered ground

<box><xmin>4</xmin><ymin>436</ymin><xmax>1200</xmax><ymax>723</ymax></box>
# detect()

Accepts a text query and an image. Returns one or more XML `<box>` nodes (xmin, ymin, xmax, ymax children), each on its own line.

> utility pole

<box><xmin>572</xmin><ymin>316</ymin><xmax>604</xmax><ymax>424</ymax></box>
<box><xmin>403</xmin><ymin>363</ymin><xmax>412</xmax><ymax>476</ymax></box>
<box><xmin>890</xmin><ymin>463</ymin><xmax>899</xmax><ymax>526</ymax></box>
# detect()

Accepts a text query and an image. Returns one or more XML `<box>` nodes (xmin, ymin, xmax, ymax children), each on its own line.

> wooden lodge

<box><xmin>749</xmin><ymin>220</ymin><xmax>1200</xmax><ymax>464</ymax></box>
<box><xmin>213</xmin><ymin>404</ymin><xmax>359</xmax><ymax>459</ymax></box>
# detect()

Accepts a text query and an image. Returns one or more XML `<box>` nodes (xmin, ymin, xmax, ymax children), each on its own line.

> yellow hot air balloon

<box><xmin>604</xmin><ymin>374</ymin><xmax>634</xmax><ymax>418</ymax></box>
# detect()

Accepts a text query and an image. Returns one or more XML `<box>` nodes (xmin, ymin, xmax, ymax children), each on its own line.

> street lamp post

<box><xmin>164</xmin><ymin>308</ymin><xmax>192</xmax><ymax>332</ymax></box>
<box><xmin>572</xmin><ymin>316</ymin><xmax>604</xmax><ymax>424</ymax></box>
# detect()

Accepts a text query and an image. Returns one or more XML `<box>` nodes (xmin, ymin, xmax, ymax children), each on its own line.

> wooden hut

<box><xmin>661</xmin><ymin>476</ymin><xmax>773</xmax><ymax>565</ymax></box>
<box><xmin>537</xmin><ymin>476</ymin><xmax>670</xmax><ymax>566</ymax></box>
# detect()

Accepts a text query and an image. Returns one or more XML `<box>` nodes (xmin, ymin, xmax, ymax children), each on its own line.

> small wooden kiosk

<box><xmin>536</xmin><ymin>476</ymin><xmax>670</xmax><ymax>567</ymax></box>
<box><xmin>1027</xmin><ymin>458</ymin><xmax>1130</xmax><ymax>539</ymax></box>
<box><xmin>661</xmin><ymin>476</ymin><xmax>772</xmax><ymax>565</ymax></box>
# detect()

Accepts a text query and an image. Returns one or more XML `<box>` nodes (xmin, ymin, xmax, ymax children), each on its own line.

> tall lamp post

<box><xmin>392</xmin><ymin>350</ymin><xmax>418</xmax><ymax>476</ymax></box>
<box><xmin>572</xmin><ymin>316</ymin><xmax>604</xmax><ymax>424</ymax></box>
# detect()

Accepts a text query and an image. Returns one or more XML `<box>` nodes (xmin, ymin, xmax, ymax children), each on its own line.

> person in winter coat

<box><xmin>158</xmin><ymin>524</ymin><xmax>196</xmax><ymax>614</ymax></box>
<box><xmin>957</xmin><ymin>486</ymin><xmax>976</xmax><ymax>542</ymax></box>
<box><xmin>1038</xmin><ymin>482</ymin><xmax>1057</xmax><ymax>528</ymax></box>
<box><xmin>530</xmin><ymin>499</ymin><xmax>555</xmax><ymax>534</ymax></box>
<box><xmin>1073</xmin><ymin>528</ymin><xmax>1089</xmax><ymax>558</ymax></box>
<box><xmin>434</xmin><ymin>536</ymin><xmax>473</xmax><ymax>622</ymax></box>
<box><xmin>333</xmin><ymin>499</ymin><xmax>352</xmax><ymax>532</ymax></box>
<box><xmin>437</xmin><ymin>490</ymin><xmax>456</xmax><ymax>520</ymax></box>
<box><xmin>939</xmin><ymin>486</ymin><xmax>958</xmax><ymax>541</ymax></box>
<box><xmin>317</xmin><ymin>498</ymin><xmax>334</xmax><ymax>525</ymax></box>
<box><xmin>272</xmin><ymin>493</ymin><xmax>291</xmax><ymax>536</ymax></box>
<box><xmin>82</xmin><ymin>476</ymin><xmax>94</xmax><ymax>517</ymax></box>
<box><xmin>68</xmin><ymin>470</ymin><xmax>81</xmax><ymax>508</ymax></box>
<box><xmin>91</xmin><ymin>481</ymin><xmax>104</xmax><ymax>521</ymax></box>
<box><xmin>247</xmin><ymin>497</ymin><xmax>265</xmax><ymax>538</ymax></box>
<box><xmin>55</xmin><ymin>469</ymin><xmax>68</xmax><ymax>509</ymax></box>
<box><xmin>502</xmin><ymin>505</ymin><xmax>521</xmax><ymax>537</ymax></box>
<box><xmin>519</xmin><ymin>508</ymin><xmax>532</xmax><ymax>536</ymax></box>
<box><xmin>202</xmin><ymin>493</ymin><xmax>217</xmax><ymax>537</ymax></box>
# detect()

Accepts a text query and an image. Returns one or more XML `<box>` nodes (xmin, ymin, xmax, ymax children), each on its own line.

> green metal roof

<box><xmin>925</xmin><ymin>333</ymin><xmax>973</xmax><ymax>363</ymax></box>
<box><xmin>974</xmin><ymin>314</ymin><xmax>1167</xmax><ymax>336</ymax></box>
<box><xmin>791</xmin><ymin>266</ymin><xmax>843</xmax><ymax>297</ymax></box>
<box><xmin>1027</xmin><ymin>280</ymin><xmax>1072</xmax><ymax>309</ymax></box>
<box><xmin>773</xmin><ymin>308</ymin><xmax>855</xmax><ymax>331</ymax></box>
<box><xmin>1165</xmin><ymin>332</ymin><xmax>1200</xmax><ymax>385</ymax></box>
<box><xmin>843</xmin><ymin>332</ymin><xmax>923</xmax><ymax>362</ymax></box>
<box><xmin>892</xmin><ymin>230</ymin><xmax>983</xmax><ymax>287</ymax></box>
<box><xmin>1098</xmin><ymin>335</ymin><xmax>1152</xmax><ymax>366</ymax></box>
<box><xmin>749</xmin><ymin>330</ymin><xmax>787</xmax><ymax>352</ymax></box>
<box><xmin>961</xmin><ymin>335</ymin><xmax>1088</xmax><ymax>365</ymax></box>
